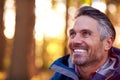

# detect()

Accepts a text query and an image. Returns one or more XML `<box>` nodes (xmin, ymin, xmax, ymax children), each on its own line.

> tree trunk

<box><xmin>6</xmin><ymin>0</ymin><xmax>35</xmax><ymax>80</ymax></box>
<box><xmin>0</xmin><ymin>0</ymin><xmax>6</xmax><ymax>71</ymax></box>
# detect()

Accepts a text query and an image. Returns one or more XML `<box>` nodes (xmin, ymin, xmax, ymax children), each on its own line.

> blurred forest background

<box><xmin>0</xmin><ymin>0</ymin><xmax>120</xmax><ymax>80</ymax></box>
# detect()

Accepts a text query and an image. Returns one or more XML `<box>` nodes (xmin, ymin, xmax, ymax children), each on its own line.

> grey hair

<box><xmin>75</xmin><ymin>6</ymin><xmax>116</xmax><ymax>41</ymax></box>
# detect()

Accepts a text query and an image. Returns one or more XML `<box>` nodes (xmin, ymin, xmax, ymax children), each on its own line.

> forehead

<box><xmin>71</xmin><ymin>15</ymin><xmax>99</xmax><ymax>32</ymax></box>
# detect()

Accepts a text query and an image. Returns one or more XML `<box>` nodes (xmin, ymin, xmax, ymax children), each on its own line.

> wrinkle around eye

<box><xmin>81</xmin><ymin>30</ymin><xmax>92</xmax><ymax>38</ymax></box>
<box><xmin>69</xmin><ymin>29</ymin><xmax>76</xmax><ymax>38</ymax></box>
<box><xmin>70</xmin><ymin>33</ymin><xmax>76</xmax><ymax>38</ymax></box>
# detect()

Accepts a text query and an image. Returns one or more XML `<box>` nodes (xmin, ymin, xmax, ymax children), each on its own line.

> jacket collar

<box><xmin>50</xmin><ymin>47</ymin><xmax>120</xmax><ymax>80</ymax></box>
<box><xmin>50</xmin><ymin>55</ymin><xmax>79</xmax><ymax>80</ymax></box>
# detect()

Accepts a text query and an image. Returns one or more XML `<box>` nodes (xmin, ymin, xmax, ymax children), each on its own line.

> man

<box><xmin>49</xmin><ymin>6</ymin><xmax>120</xmax><ymax>80</ymax></box>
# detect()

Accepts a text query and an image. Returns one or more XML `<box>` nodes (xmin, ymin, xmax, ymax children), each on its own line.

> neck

<box><xmin>75</xmin><ymin>64</ymin><xmax>97</xmax><ymax>80</ymax></box>
<box><xmin>75</xmin><ymin>55</ymin><xmax>109</xmax><ymax>80</ymax></box>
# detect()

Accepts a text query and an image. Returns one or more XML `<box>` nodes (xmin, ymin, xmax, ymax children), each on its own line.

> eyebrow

<box><xmin>80</xmin><ymin>29</ymin><xmax>92</xmax><ymax>33</ymax></box>
<box><xmin>69</xmin><ymin>28</ymin><xmax>92</xmax><ymax>33</ymax></box>
<box><xmin>69</xmin><ymin>29</ymin><xmax>74</xmax><ymax>32</ymax></box>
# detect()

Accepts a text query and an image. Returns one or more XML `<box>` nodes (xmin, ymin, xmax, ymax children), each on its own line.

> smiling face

<box><xmin>68</xmin><ymin>15</ymin><xmax>109</xmax><ymax>66</ymax></box>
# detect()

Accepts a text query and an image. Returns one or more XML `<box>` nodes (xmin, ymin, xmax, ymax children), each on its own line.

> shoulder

<box><xmin>49</xmin><ymin>55</ymin><xmax>75</xmax><ymax>80</ymax></box>
<box><xmin>111</xmin><ymin>47</ymin><xmax>120</xmax><ymax>56</ymax></box>
<box><xmin>50</xmin><ymin>72</ymin><xmax>73</xmax><ymax>80</ymax></box>
<box><xmin>50</xmin><ymin>54</ymin><xmax>70</xmax><ymax>67</ymax></box>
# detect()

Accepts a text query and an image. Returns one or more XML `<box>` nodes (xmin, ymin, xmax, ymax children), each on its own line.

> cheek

<box><xmin>89</xmin><ymin>38</ymin><xmax>101</xmax><ymax>47</ymax></box>
<box><xmin>88</xmin><ymin>42</ymin><xmax>102</xmax><ymax>55</ymax></box>
<box><xmin>67</xmin><ymin>41</ymin><xmax>72</xmax><ymax>54</ymax></box>
<box><xmin>90</xmin><ymin>43</ymin><xmax>104</xmax><ymax>57</ymax></box>
<box><xmin>68</xmin><ymin>40</ymin><xmax>72</xmax><ymax>49</ymax></box>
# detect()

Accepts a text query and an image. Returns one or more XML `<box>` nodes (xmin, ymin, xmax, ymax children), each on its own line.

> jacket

<box><xmin>49</xmin><ymin>47</ymin><xmax>120</xmax><ymax>80</ymax></box>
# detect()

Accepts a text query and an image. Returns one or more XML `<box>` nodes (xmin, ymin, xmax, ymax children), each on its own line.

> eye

<box><xmin>69</xmin><ymin>30</ymin><xmax>76</xmax><ymax>38</ymax></box>
<box><xmin>81</xmin><ymin>30</ymin><xmax>91</xmax><ymax>38</ymax></box>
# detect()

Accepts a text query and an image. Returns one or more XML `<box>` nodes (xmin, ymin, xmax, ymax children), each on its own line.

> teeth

<box><xmin>74</xmin><ymin>49</ymin><xmax>87</xmax><ymax>53</ymax></box>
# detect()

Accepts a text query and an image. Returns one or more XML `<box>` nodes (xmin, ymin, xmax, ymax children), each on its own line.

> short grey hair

<box><xmin>75</xmin><ymin>6</ymin><xmax>116</xmax><ymax>41</ymax></box>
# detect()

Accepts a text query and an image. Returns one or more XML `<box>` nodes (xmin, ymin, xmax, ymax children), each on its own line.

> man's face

<box><xmin>68</xmin><ymin>15</ymin><xmax>107</xmax><ymax>66</ymax></box>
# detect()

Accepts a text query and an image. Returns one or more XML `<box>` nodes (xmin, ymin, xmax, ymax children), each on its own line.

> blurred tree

<box><xmin>0</xmin><ymin>0</ymin><xmax>6</xmax><ymax>71</ymax></box>
<box><xmin>64</xmin><ymin>0</ymin><xmax>69</xmax><ymax>55</ymax></box>
<box><xmin>82</xmin><ymin>0</ymin><xmax>91</xmax><ymax>5</ymax></box>
<box><xmin>106</xmin><ymin>0</ymin><xmax>120</xmax><ymax>25</ymax></box>
<box><xmin>68</xmin><ymin>0</ymin><xmax>81</xmax><ymax>7</ymax></box>
<box><xmin>6</xmin><ymin>0</ymin><xmax>35</xmax><ymax>80</ymax></box>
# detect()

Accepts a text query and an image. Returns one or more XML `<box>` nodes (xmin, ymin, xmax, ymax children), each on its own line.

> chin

<box><xmin>72</xmin><ymin>57</ymin><xmax>87</xmax><ymax>66</ymax></box>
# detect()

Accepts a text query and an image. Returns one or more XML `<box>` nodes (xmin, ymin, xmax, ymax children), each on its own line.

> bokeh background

<box><xmin>0</xmin><ymin>0</ymin><xmax>120</xmax><ymax>80</ymax></box>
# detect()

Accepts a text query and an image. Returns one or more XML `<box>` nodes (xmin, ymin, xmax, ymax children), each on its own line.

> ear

<box><xmin>104</xmin><ymin>37</ymin><xmax>114</xmax><ymax>51</ymax></box>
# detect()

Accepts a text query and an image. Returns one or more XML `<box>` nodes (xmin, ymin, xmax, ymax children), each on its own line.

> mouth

<box><xmin>73</xmin><ymin>49</ymin><xmax>88</xmax><ymax>54</ymax></box>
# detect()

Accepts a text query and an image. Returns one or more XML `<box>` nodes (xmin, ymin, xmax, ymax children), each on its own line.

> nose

<box><xmin>71</xmin><ymin>33</ymin><xmax>83</xmax><ymax>44</ymax></box>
